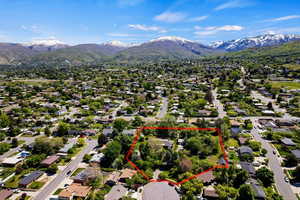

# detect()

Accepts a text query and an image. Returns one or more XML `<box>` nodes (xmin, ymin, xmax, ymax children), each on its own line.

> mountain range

<box><xmin>0</xmin><ymin>34</ymin><xmax>299</xmax><ymax>65</ymax></box>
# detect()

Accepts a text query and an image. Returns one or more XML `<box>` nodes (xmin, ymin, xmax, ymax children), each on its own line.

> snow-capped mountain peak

<box><xmin>210</xmin><ymin>33</ymin><xmax>300</xmax><ymax>51</ymax></box>
<box><xmin>150</xmin><ymin>36</ymin><xmax>193</xmax><ymax>43</ymax></box>
<box><xmin>103</xmin><ymin>40</ymin><xmax>139</xmax><ymax>48</ymax></box>
<box><xmin>23</xmin><ymin>39</ymin><xmax>66</xmax><ymax>47</ymax></box>
<box><xmin>104</xmin><ymin>40</ymin><xmax>128</xmax><ymax>47</ymax></box>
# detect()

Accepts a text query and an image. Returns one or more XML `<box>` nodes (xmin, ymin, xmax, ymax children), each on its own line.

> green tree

<box><xmin>83</xmin><ymin>154</ymin><xmax>92</xmax><ymax>163</ymax></box>
<box><xmin>47</xmin><ymin>164</ymin><xmax>58</xmax><ymax>174</ymax></box>
<box><xmin>103</xmin><ymin>141</ymin><xmax>122</xmax><ymax>167</ymax></box>
<box><xmin>113</xmin><ymin>118</ymin><xmax>128</xmax><ymax>132</ymax></box>
<box><xmin>0</xmin><ymin>113</ymin><xmax>10</xmax><ymax>128</ymax></box>
<box><xmin>11</xmin><ymin>138</ymin><xmax>18</xmax><ymax>148</ymax></box>
<box><xmin>98</xmin><ymin>134</ymin><xmax>107</xmax><ymax>147</ymax></box>
<box><xmin>132</xmin><ymin>116</ymin><xmax>144</xmax><ymax>127</ymax></box>
<box><xmin>256</xmin><ymin>167</ymin><xmax>274</xmax><ymax>187</ymax></box>
<box><xmin>45</xmin><ymin>127</ymin><xmax>51</xmax><ymax>137</ymax></box>
<box><xmin>237</xmin><ymin>184</ymin><xmax>254</xmax><ymax>200</ymax></box>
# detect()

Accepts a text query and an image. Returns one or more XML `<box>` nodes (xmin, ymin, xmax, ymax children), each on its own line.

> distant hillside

<box><xmin>227</xmin><ymin>41</ymin><xmax>300</xmax><ymax>58</ymax></box>
<box><xmin>115</xmin><ymin>37</ymin><xmax>221</xmax><ymax>62</ymax></box>
<box><xmin>23</xmin><ymin>44</ymin><xmax>111</xmax><ymax>66</ymax></box>
<box><xmin>211</xmin><ymin>34</ymin><xmax>300</xmax><ymax>52</ymax></box>
<box><xmin>0</xmin><ymin>43</ymin><xmax>38</xmax><ymax>64</ymax></box>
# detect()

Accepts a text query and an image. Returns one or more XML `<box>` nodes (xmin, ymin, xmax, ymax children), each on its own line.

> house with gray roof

<box><xmin>281</xmin><ymin>138</ymin><xmax>296</xmax><ymax>146</ymax></box>
<box><xmin>105</xmin><ymin>184</ymin><xmax>128</xmax><ymax>200</ymax></box>
<box><xmin>291</xmin><ymin>149</ymin><xmax>300</xmax><ymax>162</ymax></box>
<box><xmin>103</xmin><ymin>128</ymin><xmax>113</xmax><ymax>137</ymax></box>
<box><xmin>142</xmin><ymin>182</ymin><xmax>179</xmax><ymax>200</ymax></box>
<box><xmin>122</xmin><ymin>129</ymin><xmax>136</xmax><ymax>136</ymax></box>
<box><xmin>250</xmin><ymin>179</ymin><xmax>266</xmax><ymax>200</ymax></box>
<box><xmin>240</xmin><ymin>162</ymin><xmax>256</xmax><ymax>177</ymax></box>
<box><xmin>239</xmin><ymin>146</ymin><xmax>253</xmax><ymax>156</ymax></box>
<box><xmin>19</xmin><ymin>171</ymin><xmax>44</xmax><ymax>188</ymax></box>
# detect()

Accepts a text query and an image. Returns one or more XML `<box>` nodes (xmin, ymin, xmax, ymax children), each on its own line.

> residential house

<box><xmin>281</xmin><ymin>138</ymin><xmax>296</xmax><ymax>146</ymax></box>
<box><xmin>250</xmin><ymin>180</ymin><xmax>266</xmax><ymax>200</ymax></box>
<box><xmin>19</xmin><ymin>171</ymin><xmax>44</xmax><ymax>188</ymax></box>
<box><xmin>203</xmin><ymin>186</ymin><xmax>219</xmax><ymax>199</ymax></box>
<box><xmin>275</xmin><ymin>119</ymin><xmax>295</xmax><ymax>127</ymax></box>
<box><xmin>239</xmin><ymin>146</ymin><xmax>253</xmax><ymax>156</ymax></box>
<box><xmin>1</xmin><ymin>155</ymin><xmax>24</xmax><ymax>167</ymax></box>
<box><xmin>40</xmin><ymin>155</ymin><xmax>60</xmax><ymax>167</ymax></box>
<box><xmin>90</xmin><ymin>153</ymin><xmax>105</xmax><ymax>164</ymax></box>
<box><xmin>142</xmin><ymin>182</ymin><xmax>180</xmax><ymax>200</ymax></box>
<box><xmin>291</xmin><ymin>150</ymin><xmax>300</xmax><ymax>162</ymax></box>
<box><xmin>104</xmin><ymin>184</ymin><xmax>128</xmax><ymax>200</ymax></box>
<box><xmin>103</xmin><ymin>128</ymin><xmax>113</xmax><ymax>137</ymax></box>
<box><xmin>240</xmin><ymin>162</ymin><xmax>256</xmax><ymax>177</ymax></box>
<box><xmin>197</xmin><ymin>170</ymin><xmax>215</xmax><ymax>185</ymax></box>
<box><xmin>73</xmin><ymin>167</ymin><xmax>101</xmax><ymax>185</ymax></box>
<box><xmin>105</xmin><ymin>171</ymin><xmax>121</xmax><ymax>186</ymax></box>
<box><xmin>122</xmin><ymin>129</ymin><xmax>136</xmax><ymax>136</ymax></box>
<box><xmin>58</xmin><ymin>140</ymin><xmax>76</xmax><ymax>155</ymax></box>
<box><xmin>0</xmin><ymin>189</ymin><xmax>13</xmax><ymax>200</ymax></box>
<box><xmin>58</xmin><ymin>183</ymin><xmax>91</xmax><ymax>200</ymax></box>
<box><xmin>119</xmin><ymin>168</ymin><xmax>136</xmax><ymax>183</ymax></box>
<box><xmin>82</xmin><ymin>129</ymin><xmax>97</xmax><ymax>136</ymax></box>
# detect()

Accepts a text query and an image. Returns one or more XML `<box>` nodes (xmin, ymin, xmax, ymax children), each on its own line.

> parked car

<box><xmin>284</xmin><ymin>177</ymin><xmax>289</xmax><ymax>183</ymax></box>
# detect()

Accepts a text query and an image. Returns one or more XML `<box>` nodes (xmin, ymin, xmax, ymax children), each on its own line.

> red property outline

<box><xmin>125</xmin><ymin>127</ymin><xmax>229</xmax><ymax>186</ymax></box>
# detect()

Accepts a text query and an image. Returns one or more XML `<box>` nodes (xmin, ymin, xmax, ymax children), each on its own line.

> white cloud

<box><xmin>195</xmin><ymin>25</ymin><xmax>244</xmax><ymax>36</ymax></box>
<box><xmin>117</xmin><ymin>0</ymin><xmax>144</xmax><ymax>7</ymax></box>
<box><xmin>265</xmin><ymin>15</ymin><xmax>300</xmax><ymax>22</ymax></box>
<box><xmin>21</xmin><ymin>25</ymin><xmax>42</xmax><ymax>34</ymax></box>
<box><xmin>129</xmin><ymin>24</ymin><xmax>167</xmax><ymax>33</ymax></box>
<box><xmin>189</xmin><ymin>15</ymin><xmax>208</xmax><ymax>22</ymax></box>
<box><xmin>154</xmin><ymin>11</ymin><xmax>187</xmax><ymax>23</ymax></box>
<box><xmin>214</xmin><ymin>0</ymin><xmax>252</xmax><ymax>11</ymax></box>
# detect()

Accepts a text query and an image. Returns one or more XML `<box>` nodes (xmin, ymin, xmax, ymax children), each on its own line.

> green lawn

<box><xmin>53</xmin><ymin>188</ymin><xmax>63</xmax><ymax>195</ymax></box>
<box><xmin>270</xmin><ymin>81</ymin><xmax>300</xmax><ymax>90</ymax></box>
<box><xmin>226</xmin><ymin>138</ymin><xmax>239</xmax><ymax>148</ymax></box>
<box><xmin>28</xmin><ymin>181</ymin><xmax>45</xmax><ymax>189</ymax></box>
<box><xmin>283</xmin><ymin>64</ymin><xmax>300</xmax><ymax>70</ymax></box>
<box><xmin>0</xmin><ymin>167</ymin><xmax>15</xmax><ymax>179</ymax></box>
<box><xmin>4</xmin><ymin>169</ymin><xmax>34</xmax><ymax>188</ymax></box>
<box><xmin>71</xmin><ymin>168</ymin><xmax>84</xmax><ymax>177</ymax></box>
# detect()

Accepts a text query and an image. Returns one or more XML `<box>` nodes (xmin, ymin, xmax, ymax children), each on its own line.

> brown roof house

<box><xmin>105</xmin><ymin>171</ymin><xmax>121</xmax><ymax>186</ymax></box>
<box><xmin>197</xmin><ymin>170</ymin><xmax>216</xmax><ymax>185</ymax></box>
<box><xmin>58</xmin><ymin>183</ymin><xmax>91</xmax><ymax>200</ymax></box>
<box><xmin>119</xmin><ymin>168</ymin><xmax>137</xmax><ymax>183</ymax></box>
<box><xmin>0</xmin><ymin>190</ymin><xmax>13</xmax><ymax>200</ymax></box>
<box><xmin>41</xmin><ymin>155</ymin><xmax>60</xmax><ymax>167</ymax></box>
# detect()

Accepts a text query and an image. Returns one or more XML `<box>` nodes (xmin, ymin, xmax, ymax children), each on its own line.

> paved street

<box><xmin>212</xmin><ymin>88</ymin><xmax>226</xmax><ymax>118</ymax></box>
<box><xmin>34</xmin><ymin>139</ymin><xmax>97</xmax><ymax>200</ymax></box>
<box><xmin>156</xmin><ymin>97</ymin><xmax>168</xmax><ymax>119</ymax></box>
<box><xmin>250</xmin><ymin>119</ymin><xmax>297</xmax><ymax>200</ymax></box>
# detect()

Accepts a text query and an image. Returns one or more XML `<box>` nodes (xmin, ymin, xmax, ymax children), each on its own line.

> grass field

<box><xmin>28</xmin><ymin>181</ymin><xmax>45</xmax><ymax>189</ymax></box>
<box><xmin>283</xmin><ymin>64</ymin><xmax>300</xmax><ymax>70</ymax></box>
<box><xmin>270</xmin><ymin>81</ymin><xmax>300</xmax><ymax>90</ymax></box>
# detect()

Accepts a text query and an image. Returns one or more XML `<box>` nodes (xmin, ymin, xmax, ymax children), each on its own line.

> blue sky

<box><xmin>0</xmin><ymin>0</ymin><xmax>299</xmax><ymax>44</ymax></box>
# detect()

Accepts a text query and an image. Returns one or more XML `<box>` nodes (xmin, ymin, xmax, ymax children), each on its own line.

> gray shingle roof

<box><xmin>19</xmin><ymin>171</ymin><xmax>44</xmax><ymax>186</ymax></box>
<box><xmin>291</xmin><ymin>149</ymin><xmax>300</xmax><ymax>159</ymax></box>
<box><xmin>142</xmin><ymin>182</ymin><xmax>179</xmax><ymax>200</ymax></box>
